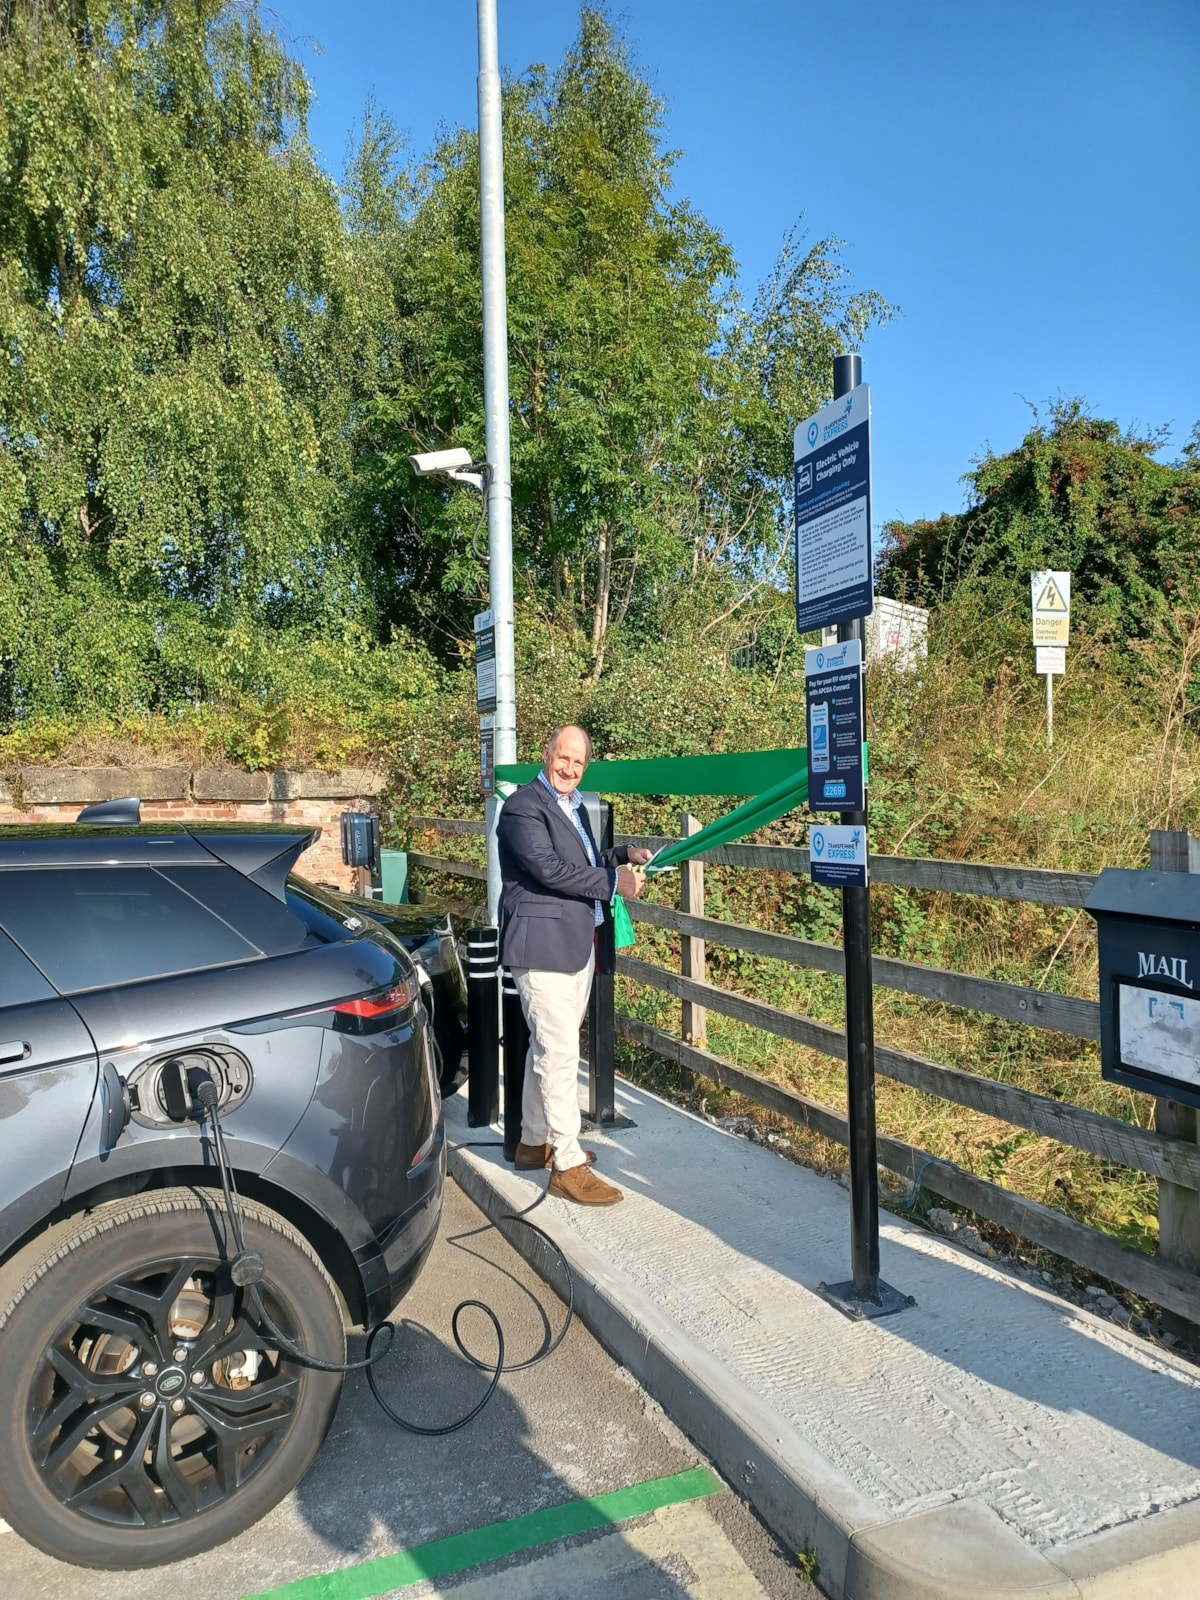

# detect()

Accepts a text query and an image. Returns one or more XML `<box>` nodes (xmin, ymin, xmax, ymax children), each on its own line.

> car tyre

<box><xmin>0</xmin><ymin>1186</ymin><xmax>345</xmax><ymax>1569</ymax></box>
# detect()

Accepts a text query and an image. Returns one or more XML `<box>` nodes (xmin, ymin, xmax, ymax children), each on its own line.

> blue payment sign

<box><xmin>794</xmin><ymin>385</ymin><xmax>873</xmax><ymax>634</ymax></box>
<box><xmin>805</xmin><ymin>638</ymin><xmax>865</xmax><ymax>812</ymax></box>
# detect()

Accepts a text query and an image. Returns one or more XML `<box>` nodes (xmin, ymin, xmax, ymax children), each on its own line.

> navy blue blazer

<box><xmin>497</xmin><ymin>780</ymin><xmax>631</xmax><ymax>974</ymax></box>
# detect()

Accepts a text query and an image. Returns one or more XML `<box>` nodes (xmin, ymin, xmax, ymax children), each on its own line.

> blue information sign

<box><xmin>794</xmin><ymin>385</ymin><xmax>873</xmax><ymax>634</ymax></box>
<box><xmin>805</xmin><ymin>638</ymin><xmax>865</xmax><ymax>812</ymax></box>
<box><xmin>809</xmin><ymin>824</ymin><xmax>868</xmax><ymax>889</ymax></box>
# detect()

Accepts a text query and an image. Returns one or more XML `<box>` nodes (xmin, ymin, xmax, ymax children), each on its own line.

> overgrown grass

<box><xmin>607</xmin><ymin>597</ymin><xmax>1200</xmax><ymax>1259</ymax></box>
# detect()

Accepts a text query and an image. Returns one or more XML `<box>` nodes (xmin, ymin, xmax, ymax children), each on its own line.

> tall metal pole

<box><xmin>477</xmin><ymin>0</ymin><xmax>516</xmax><ymax>923</ymax></box>
<box><xmin>833</xmin><ymin>351</ymin><xmax>881</xmax><ymax>1303</ymax></box>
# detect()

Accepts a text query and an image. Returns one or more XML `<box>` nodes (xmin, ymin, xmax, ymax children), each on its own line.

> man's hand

<box><xmin>626</xmin><ymin>847</ymin><xmax>654</xmax><ymax>866</ymax></box>
<box><xmin>616</xmin><ymin>865</ymin><xmax>646</xmax><ymax>899</ymax></box>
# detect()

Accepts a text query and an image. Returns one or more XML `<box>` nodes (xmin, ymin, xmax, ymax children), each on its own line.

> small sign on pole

<box><xmin>1031</xmin><ymin>571</ymin><xmax>1070</xmax><ymax>647</ymax></box>
<box><xmin>805</xmin><ymin>638</ymin><xmax>865</xmax><ymax>812</ymax></box>
<box><xmin>1031</xmin><ymin>571</ymin><xmax>1071</xmax><ymax>749</ymax></box>
<box><xmin>474</xmin><ymin>609</ymin><xmax>497</xmax><ymax>715</ymax></box>
<box><xmin>809</xmin><ymin>824</ymin><xmax>868</xmax><ymax>889</ymax></box>
<box><xmin>1036</xmin><ymin>646</ymin><xmax>1066</xmax><ymax>676</ymax></box>
<box><xmin>480</xmin><ymin>714</ymin><xmax>495</xmax><ymax>795</ymax></box>
<box><xmin>476</xmin><ymin>610</ymin><xmax>498</xmax><ymax>793</ymax></box>
<box><xmin>793</xmin><ymin>386</ymin><xmax>873</xmax><ymax>635</ymax></box>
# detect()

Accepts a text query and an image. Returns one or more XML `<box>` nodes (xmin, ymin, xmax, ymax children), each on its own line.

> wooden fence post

<box><xmin>680</xmin><ymin>813</ymin><xmax>706</xmax><ymax>1047</ymax></box>
<box><xmin>1149</xmin><ymin>829</ymin><xmax>1200</xmax><ymax>1341</ymax></box>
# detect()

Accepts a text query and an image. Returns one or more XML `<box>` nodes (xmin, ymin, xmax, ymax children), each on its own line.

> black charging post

<box><xmin>501</xmin><ymin>967</ymin><xmax>530</xmax><ymax>1160</ymax></box>
<box><xmin>340</xmin><ymin>812</ymin><xmax>381</xmax><ymax>897</ymax></box>
<box><xmin>579</xmin><ymin>794</ymin><xmax>633</xmax><ymax>1130</ymax></box>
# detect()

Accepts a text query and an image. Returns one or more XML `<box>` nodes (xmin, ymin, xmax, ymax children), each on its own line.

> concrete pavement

<box><xmin>445</xmin><ymin>1073</ymin><xmax>1200</xmax><ymax>1600</ymax></box>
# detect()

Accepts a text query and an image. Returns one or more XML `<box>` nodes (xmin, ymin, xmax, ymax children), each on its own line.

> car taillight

<box><xmin>409</xmin><ymin>1134</ymin><xmax>436</xmax><ymax>1169</ymax></box>
<box><xmin>330</xmin><ymin>980</ymin><xmax>418</xmax><ymax>1020</ymax></box>
<box><xmin>287</xmin><ymin>974</ymin><xmax>420</xmax><ymax>1033</ymax></box>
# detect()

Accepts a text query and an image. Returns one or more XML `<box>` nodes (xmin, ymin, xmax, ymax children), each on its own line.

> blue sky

<box><xmin>272</xmin><ymin>0</ymin><xmax>1199</xmax><ymax>528</ymax></box>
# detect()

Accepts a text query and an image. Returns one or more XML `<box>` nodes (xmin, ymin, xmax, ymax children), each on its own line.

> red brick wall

<box><xmin>0</xmin><ymin>771</ymin><xmax>382</xmax><ymax>893</ymax></box>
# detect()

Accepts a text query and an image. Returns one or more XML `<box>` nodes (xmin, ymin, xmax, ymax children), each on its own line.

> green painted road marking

<box><xmin>242</xmin><ymin>1466</ymin><xmax>723</xmax><ymax>1600</ymax></box>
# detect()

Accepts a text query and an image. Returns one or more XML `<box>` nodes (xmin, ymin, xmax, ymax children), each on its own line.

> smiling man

<box><xmin>496</xmin><ymin>725</ymin><xmax>651</xmax><ymax>1204</ymax></box>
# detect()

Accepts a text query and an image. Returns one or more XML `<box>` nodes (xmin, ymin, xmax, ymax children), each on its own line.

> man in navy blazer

<box><xmin>497</xmin><ymin>725</ymin><xmax>650</xmax><ymax>1204</ymax></box>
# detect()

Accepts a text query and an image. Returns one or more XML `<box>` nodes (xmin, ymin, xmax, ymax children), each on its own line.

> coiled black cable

<box><xmin>197</xmin><ymin>1080</ymin><xmax>573</xmax><ymax>1437</ymax></box>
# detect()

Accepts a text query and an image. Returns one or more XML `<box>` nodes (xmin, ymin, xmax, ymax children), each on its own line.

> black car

<box><xmin>0</xmin><ymin>802</ymin><xmax>445</xmax><ymax>1569</ymax></box>
<box><xmin>305</xmin><ymin>881</ymin><xmax>471</xmax><ymax>1093</ymax></box>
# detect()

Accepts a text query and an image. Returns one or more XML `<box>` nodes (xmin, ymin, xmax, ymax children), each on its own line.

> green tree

<box><xmin>878</xmin><ymin>400</ymin><xmax>1200</xmax><ymax>639</ymax></box>
<box><xmin>355</xmin><ymin>8</ymin><xmax>890</xmax><ymax>680</ymax></box>
<box><xmin>0</xmin><ymin>0</ymin><xmax>374</xmax><ymax>719</ymax></box>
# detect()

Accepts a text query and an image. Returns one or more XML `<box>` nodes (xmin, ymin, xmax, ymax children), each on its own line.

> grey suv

<box><xmin>0</xmin><ymin>804</ymin><xmax>445</xmax><ymax>1569</ymax></box>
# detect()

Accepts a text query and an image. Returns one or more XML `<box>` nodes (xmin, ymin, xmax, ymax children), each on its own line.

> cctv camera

<box><xmin>409</xmin><ymin>447</ymin><xmax>475</xmax><ymax>476</ymax></box>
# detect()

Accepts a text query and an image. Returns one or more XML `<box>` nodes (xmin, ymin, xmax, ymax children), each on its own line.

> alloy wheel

<box><xmin>28</xmin><ymin>1254</ymin><xmax>299</xmax><ymax>1529</ymax></box>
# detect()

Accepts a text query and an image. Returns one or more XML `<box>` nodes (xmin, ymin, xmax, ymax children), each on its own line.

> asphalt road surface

<box><xmin>3</xmin><ymin>1175</ymin><xmax>818</xmax><ymax>1600</ymax></box>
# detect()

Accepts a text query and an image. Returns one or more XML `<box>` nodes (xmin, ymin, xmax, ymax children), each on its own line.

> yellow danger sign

<box><xmin>1035</xmin><ymin>577</ymin><xmax>1068</xmax><ymax>612</ymax></box>
<box><xmin>1031</xmin><ymin>569</ymin><xmax>1070</xmax><ymax>646</ymax></box>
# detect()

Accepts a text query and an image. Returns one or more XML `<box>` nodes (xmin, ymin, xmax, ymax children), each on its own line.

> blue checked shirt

<box><xmin>538</xmin><ymin>771</ymin><xmax>615</xmax><ymax>926</ymax></box>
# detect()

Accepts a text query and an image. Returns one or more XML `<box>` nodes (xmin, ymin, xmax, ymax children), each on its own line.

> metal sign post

<box><xmin>1031</xmin><ymin>571</ymin><xmax>1070</xmax><ymax>752</ymax></box>
<box><xmin>797</xmin><ymin>353</ymin><xmax>913</xmax><ymax>1321</ymax></box>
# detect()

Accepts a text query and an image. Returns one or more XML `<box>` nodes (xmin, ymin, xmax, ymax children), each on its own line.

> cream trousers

<box><xmin>510</xmin><ymin>956</ymin><xmax>594</xmax><ymax>1172</ymax></box>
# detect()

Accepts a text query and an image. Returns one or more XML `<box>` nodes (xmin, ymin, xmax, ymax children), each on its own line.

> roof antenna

<box><xmin>76</xmin><ymin>797</ymin><xmax>141</xmax><ymax>825</ymax></box>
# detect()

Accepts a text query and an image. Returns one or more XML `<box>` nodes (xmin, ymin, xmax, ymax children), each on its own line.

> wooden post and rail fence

<box><xmin>408</xmin><ymin>816</ymin><xmax>1200</xmax><ymax>1329</ymax></box>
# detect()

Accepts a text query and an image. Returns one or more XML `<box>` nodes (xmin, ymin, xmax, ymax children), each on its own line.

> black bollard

<box><xmin>501</xmin><ymin>968</ymin><xmax>531</xmax><ymax>1161</ymax></box>
<box><xmin>583</xmin><ymin>795</ymin><xmax>617</xmax><ymax>1123</ymax></box>
<box><xmin>465</xmin><ymin>926</ymin><xmax>500</xmax><ymax>1128</ymax></box>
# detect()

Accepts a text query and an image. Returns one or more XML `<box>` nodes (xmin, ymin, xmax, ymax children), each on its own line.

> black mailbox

<box><xmin>1085</xmin><ymin>867</ymin><xmax>1200</xmax><ymax>1110</ymax></box>
<box><xmin>340</xmin><ymin>811</ymin><xmax>379</xmax><ymax>872</ymax></box>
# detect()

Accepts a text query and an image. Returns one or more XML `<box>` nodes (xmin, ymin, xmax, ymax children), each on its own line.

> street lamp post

<box><xmin>476</xmin><ymin>0</ymin><xmax>517</xmax><ymax>922</ymax></box>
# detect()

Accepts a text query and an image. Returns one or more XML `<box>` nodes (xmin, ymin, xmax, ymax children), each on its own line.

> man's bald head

<box><xmin>542</xmin><ymin>725</ymin><xmax>592</xmax><ymax>797</ymax></box>
<box><xmin>546</xmin><ymin>725</ymin><xmax>592</xmax><ymax>760</ymax></box>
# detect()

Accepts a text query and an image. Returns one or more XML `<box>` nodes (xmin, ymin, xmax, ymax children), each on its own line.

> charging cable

<box><xmin>186</xmin><ymin>1067</ymin><xmax>573</xmax><ymax>1437</ymax></box>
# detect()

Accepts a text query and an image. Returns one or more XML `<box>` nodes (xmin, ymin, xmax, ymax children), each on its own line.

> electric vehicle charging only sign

<box><xmin>794</xmin><ymin>385</ymin><xmax>873</xmax><ymax>634</ymax></box>
<box><xmin>805</xmin><ymin>638</ymin><xmax>865</xmax><ymax>812</ymax></box>
<box><xmin>1031</xmin><ymin>571</ymin><xmax>1071</xmax><ymax>647</ymax></box>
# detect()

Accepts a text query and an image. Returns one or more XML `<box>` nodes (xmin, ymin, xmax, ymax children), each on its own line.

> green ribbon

<box><xmin>495</xmin><ymin>744</ymin><xmax>866</xmax><ymax>874</ymax></box>
<box><xmin>495</xmin><ymin>747</ymin><xmax>807</xmax><ymax>796</ymax></box>
<box><xmin>644</xmin><ymin>765</ymin><xmax>809</xmax><ymax>874</ymax></box>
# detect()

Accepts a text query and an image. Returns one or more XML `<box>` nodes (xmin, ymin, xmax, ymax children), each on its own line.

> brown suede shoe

<box><xmin>513</xmin><ymin>1142</ymin><xmax>595</xmax><ymax>1171</ymax></box>
<box><xmin>548</xmin><ymin>1164</ymin><xmax>623</xmax><ymax>1206</ymax></box>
